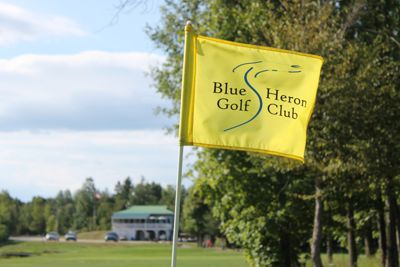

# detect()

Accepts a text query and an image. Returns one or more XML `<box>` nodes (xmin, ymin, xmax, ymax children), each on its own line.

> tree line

<box><xmin>147</xmin><ymin>0</ymin><xmax>399</xmax><ymax>266</ymax></box>
<box><xmin>0</xmin><ymin>177</ymin><xmax>183</xmax><ymax>241</ymax></box>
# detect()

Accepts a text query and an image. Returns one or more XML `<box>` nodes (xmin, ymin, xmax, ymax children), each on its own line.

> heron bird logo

<box><xmin>224</xmin><ymin>61</ymin><xmax>302</xmax><ymax>132</ymax></box>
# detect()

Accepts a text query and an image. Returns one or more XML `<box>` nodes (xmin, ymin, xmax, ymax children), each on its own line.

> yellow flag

<box><xmin>179</xmin><ymin>24</ymin><xmax>323</xmax><ymax>162</ymax></box>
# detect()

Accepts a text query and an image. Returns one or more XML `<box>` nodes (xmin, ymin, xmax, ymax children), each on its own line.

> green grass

<box><xmin>0</xmin><ymin>241</ymin><xmax>248</xmax><ymax>267</ymax></box>
<box><xmin>304</xmin><ymin>253</ymin><xmax>381</xmax><ymax>267</ymax></box>
<box><xmin>0</xmin><ymin>241</ymin><xmax>383</xmax><ymax>267</ymax></box>
<box><xmin>77</xmin><ymin>231</ymin><xmax>107</xmax><ymax>240</ymax></box>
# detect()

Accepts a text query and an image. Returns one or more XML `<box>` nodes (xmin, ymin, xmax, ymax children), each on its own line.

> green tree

<box><xmin>307</xmin><ymin>2</ymin><xmax>400</xmax><ymax>264</ymax></box>
<box><xmin>54</xmin><ymin>190</ymin><xmax>75</xmax><ymax>233</ymax></box>
<box><xmin>182</xmin><ymin>184</ymin><xmax>219</xmax><ymax>246</ymax></box>
<box><xmin>195</xmin><ymin>150</ymin><xmax>315</xmax><ymax>265</ymax></box>
<box><xmin>74</xmin><ymin>178</ymin><xmax>97</xmax><ymax>231</ymax></box>
<box><xmin>114</xmin><ymin>177</ymin><xmax>134</xmax><ymax>210</ymax></box>
<box><xmin>29</xmin><ymin>197</ymin><xmax>46</xmax><ymax>234</ymax></box>
<box><xmin>160</xmin><ymin>185</ymin><xmax>176</xmax><ymax>210</ymax></box>
<box><xmin>147</xmin><ymin>0</ymin><xmax>338</xmax><ymax>265</ymax></box>
<box><xmin>96</xmin><ymin>190</ymin><xmax>114</xmax><ymax>230</ymax></box>
<box><xmin>147</xmin><ymin>1</ymin><xmax>400</xmax><ymax>266</ymax></box>
<box><xmin>0</xmin><ymin>191</ymin><xmax>19</xmax><ymax>239</ymax></box>
<box><xmin>0</xmin><ymin>224</ymin><xmax>9</xmax><ymax>243</ymax></box>
<box><xmin>131</xmin><ymin>178</ymin><xmax>162</xmax><ymax>205</ymax></box>
<box><xmin>46</xmin><ymin>215</ymin><xmax>57</xmax><ymax>232</ymax></box>
<box><xmin>18</xmin><ymin>203</ymin><xmax>33</xmax><ymax>234</ymax></box>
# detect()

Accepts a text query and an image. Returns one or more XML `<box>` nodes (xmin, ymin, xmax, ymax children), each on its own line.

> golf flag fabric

<box><xmin>179</xmin><ymin>24</ymin><xmax>323</xmax><ymax>162</ymax></box>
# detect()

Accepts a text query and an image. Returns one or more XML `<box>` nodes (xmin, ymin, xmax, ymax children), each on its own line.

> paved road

<box><xmin>10</xmin><ymin>236</ymin><xmax>169</xmax><ymax>245</ymax></box>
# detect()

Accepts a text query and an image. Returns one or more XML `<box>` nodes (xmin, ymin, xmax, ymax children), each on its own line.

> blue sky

<box><xmin>0</xmin><ymin>0</ymin><xmax>190</xmax><ymax>201</ymax></box>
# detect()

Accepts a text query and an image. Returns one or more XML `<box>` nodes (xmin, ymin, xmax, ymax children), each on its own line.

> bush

<box><xmin>0</xmin><ymin>224</ymin><xmax>9</xmax><ymax>242</ymax></box>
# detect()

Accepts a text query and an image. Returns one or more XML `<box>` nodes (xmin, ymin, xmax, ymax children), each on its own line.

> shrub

<box><xmin>0</xmin><ymin>224</ymin><xmax>9</xmax><ymax>242</ymax></box>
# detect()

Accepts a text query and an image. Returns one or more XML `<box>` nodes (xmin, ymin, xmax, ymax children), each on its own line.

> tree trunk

<box><xmin>385</xmin><ymin>179</ymin><xmax>399</xmax><ymax>267</ymax></box>
<box><xmin>326</xmin><ymin>233</ymin><xmax>333</xmax><ymax>265</ymax></box>
<box><xmin>364</xmin><ymin>235</ymin><xmax>372</xmax><ymax>257</ymax></box>
<box><xmin>311</xmin><ymin>178</ymin><xmax>323</xmax><ymax>267</ymax></box>
<box><xmin>364</xmin><ymin>219</ymin><xmax>376</xmax><ymax>257</ymax></box>
<box><xmin>197</xmin><ymin>233</ymin><xmax>203</xmax><ymax>247</ymax></box>
<box><xmin>394</xmin><ymin>199</ymin><xmax>400</xmax><ymax>258</ymax></box>
<box><xmin>396</xmin><ymin>229</ymin><xmax>400</xmax><ymax>266</ymax></box>
<box><xmin>279</xmin><ymin>230</ymin><xmax>292</xmax><ymax>267</ymax></box>
<box><xmin>377</xmin><ymin>187</ymin><xmax>387</xmax><ymax>267</ymax></box>
<box><xmin>347</xmin><ymin>198</ymin><xmax>357</xmax><ymax>267</ymax></box>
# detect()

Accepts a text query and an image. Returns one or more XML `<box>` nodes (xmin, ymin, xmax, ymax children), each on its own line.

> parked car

<box><xmin>64</xmin><ymin>231</ymin><xmax>77</xmax><ymax>241</ymax></box>
<box><xmin>45</xmin><ymin>232</ymin><xmax>60</xmax><ymax>241</ymax></box>
<box><xmin>104</xmin><ymin>232</ymin><xmax>119</xmax><ymax>242</ymax></box>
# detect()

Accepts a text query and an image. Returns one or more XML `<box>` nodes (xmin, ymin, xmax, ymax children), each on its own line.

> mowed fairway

<box><xmin>0</xmin><ymin>241</ymin><xmax>248</xmax><ymax>267</ymax></box>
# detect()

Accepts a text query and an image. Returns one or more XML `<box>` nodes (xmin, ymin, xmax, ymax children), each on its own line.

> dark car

<box><xmin>64</xmin><ymin>231</ymin><xmax>77</xmax><ymax>241</ymax></box>
<box><xmin>104</xmin><ymin>232</ymin><xmax>119</xmax><ymax>242</ymax></box>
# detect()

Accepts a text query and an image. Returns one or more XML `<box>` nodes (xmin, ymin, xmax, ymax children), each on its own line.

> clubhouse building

<box><xmin>111</xmin><ymin>205</ymin><xmax>174</xmax><ymax>241</ymax></box>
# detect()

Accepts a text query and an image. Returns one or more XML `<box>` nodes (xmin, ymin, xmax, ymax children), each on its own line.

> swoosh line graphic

<box><xmin>232</xmin><ymin>61</ymin><xmax>262</xmax><ymax>72</ymax></box>
<box><xmin>224</xmin><ymin>67</ymin><xmax>263</xmax><ymax>132</ymax></box>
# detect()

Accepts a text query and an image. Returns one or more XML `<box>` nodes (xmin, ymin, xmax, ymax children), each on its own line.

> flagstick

<box><xmin>171</xmin><ymin>145</ymin><xmax>184</xmax><ymax>267</ymax></box>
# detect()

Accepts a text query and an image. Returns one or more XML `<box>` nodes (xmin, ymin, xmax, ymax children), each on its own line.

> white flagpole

<box><xmin>171</xmin><ymin>20</ymin><xmax>193</xmax><ymax>267</ymax></box>
<box><xmin>171</xmin><ymin>145</ymin><xmax>184</xmax><ymax>267</ymax></box>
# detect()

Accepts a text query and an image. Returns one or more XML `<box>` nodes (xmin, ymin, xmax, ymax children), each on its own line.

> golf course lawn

<box><xmin>0</xmin><ymin>241</ymin><xmax>383</xmax><ymax>267</ymax></box>
<box><xmin>0</xmin><ymin>241</ymin><xmax>248</xmax><ymax>267</ymax></box>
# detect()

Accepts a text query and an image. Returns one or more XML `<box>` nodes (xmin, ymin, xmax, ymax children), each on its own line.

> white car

<box><xmin>45</xmin><ymin>232</ymin><xmax>60</xmax><ymax>241</ymax></box>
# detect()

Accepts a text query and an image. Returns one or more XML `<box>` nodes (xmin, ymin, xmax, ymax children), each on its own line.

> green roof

<box><xmin>112</xmin><ymin>205</ymin><xmax>174</xmax><ymax>219</ymax></box>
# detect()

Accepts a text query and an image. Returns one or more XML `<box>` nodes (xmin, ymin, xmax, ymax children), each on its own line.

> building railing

<box><xmin>112</xmin><ymin>222</ymin><xmax>172</xmax><ymax>230</ymax></box>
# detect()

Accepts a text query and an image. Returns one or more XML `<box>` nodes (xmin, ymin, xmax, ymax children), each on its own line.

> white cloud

<box><xmin>0</xmin><ymin>51</ymin><xmax>162</xmax><ymax>74</ymax></box>
<box><xmin>0</xmin><ymin>51</ymin><xmax>183</xmax><ymax>202</ymax></box>
<box><xmin>0</xmin><ymin>1</ymin><xmax>85</xmax><ymax>45</ymax></box>
<box><xmin>0</xmin><ymin>51</ymin><xmax>168</xmax><ymax>130</ymax></box>
<box><xmin>0</xmin><ymin>1</ymin><xmax>186</xmax><ymax>203</ymax></box>
<box><xmin>0</xmin><ymin>130</ymin><xmax>184</xmax><ymax>202</ymax></box>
